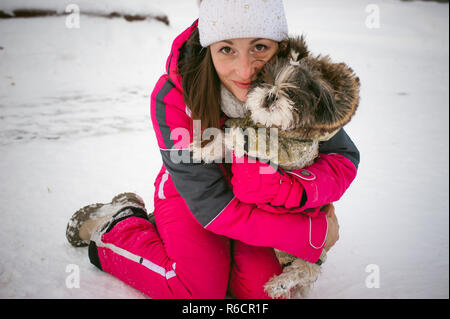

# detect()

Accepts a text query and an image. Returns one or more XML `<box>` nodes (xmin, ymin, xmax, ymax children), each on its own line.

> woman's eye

<box><xmin>254</xmin><ymin>44</ymin><xmax>268</xmax><ymax>52</ymax></box>
<box><xmin>220</xmin><ymin>47</ymin><xmax>233</xmax><ymax>54</ymax></box>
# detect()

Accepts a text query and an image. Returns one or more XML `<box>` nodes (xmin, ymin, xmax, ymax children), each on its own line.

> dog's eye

<box><xmin>286</xmin><ymin>90</ymin><xmax>296</xmax><ymax>99</ymax></box>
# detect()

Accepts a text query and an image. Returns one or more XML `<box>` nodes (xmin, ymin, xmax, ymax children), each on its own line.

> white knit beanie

<box><xmin>197</xmin><ymin>0</ymin><xmax>288</xmax><ymax>48</ymax></box>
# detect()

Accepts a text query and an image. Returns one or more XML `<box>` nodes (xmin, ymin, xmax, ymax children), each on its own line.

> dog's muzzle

<box><xmin>263</xmin><ymin>94</ymin><xmax>278</xmax><ymax>109</ymax></box>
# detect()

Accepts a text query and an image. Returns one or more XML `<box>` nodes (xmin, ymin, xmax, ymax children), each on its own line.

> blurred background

<box><xmin>0</xmin><ymin>0</ymin><xmax>448</xmax><ymax>298</ymax></box>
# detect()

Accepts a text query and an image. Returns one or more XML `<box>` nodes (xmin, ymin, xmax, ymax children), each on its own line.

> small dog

<box><xmin>223</xmin><ymin>36</ymin><xmax>360</xmax><ymax>170</ymax></box>
<box><xmin>193</xmin><ymin>36</ymin><xmax>360</xmax><ymax>298</ymax></box>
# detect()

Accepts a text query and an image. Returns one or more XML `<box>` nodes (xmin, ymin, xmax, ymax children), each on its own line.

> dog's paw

<box><xmin>190</xmin><ymin>131</ymin><xmax>225</xmax><ymax>163</ymax></box>
<box><xmin>264</xmin><ymin>272</ymin><xmax>297</xmax><ymax>299</ymax></box>
<box><xmin>291</xmin><ymin>284</ymin><xmax>312</xmax><ymax>299</ymax></box>
<box><xmin>288</xmin><ymin>259</ymin><xmax>323</xmax><ymax>298</ymax></box>
<box><xmin>264</xmin><ymin>282</ymin><xmax>291</xmax><ymax>299</ymax></box>
<box><xmin>264</xmin><ymin>258</ymin><xmax>324</xmax><ymax>299</ymax></box>
<box><xmin>224</xmin><ymin>127</ymin><xmax>247</xmax><ymax>158</ymax></box>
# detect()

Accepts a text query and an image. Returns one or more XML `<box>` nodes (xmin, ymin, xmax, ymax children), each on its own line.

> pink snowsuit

<box><xmin>88</xmin><ymin>20</ymin><xmax>360</xmax><ymax>299</ymax></box>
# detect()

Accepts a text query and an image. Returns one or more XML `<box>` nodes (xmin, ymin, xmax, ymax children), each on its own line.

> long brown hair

<box><xmin>177</xmin><ymin>28</ymin><xmax>290</xmax><ymax>178</ymax></box>
<box><xmin>178</xmin><ymin>28</ymin><xmax>222</xmax><ymax>131</ymax></box>
<box><xmin>178</xmin><ymin>28</ymin><xmax>290</xmax><ymax>132</ymax></box>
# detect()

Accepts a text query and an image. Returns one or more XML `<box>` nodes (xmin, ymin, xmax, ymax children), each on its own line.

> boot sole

<box><xmin>66</xmin><ymin>192</ymin><xmax>146</xmax><ymax>247</ymax></box>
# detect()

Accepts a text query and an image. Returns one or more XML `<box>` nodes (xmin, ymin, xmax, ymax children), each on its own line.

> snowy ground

<box><xmin>0</xmin><ymin>0</ymin><xmax>448</xmax><ymax>299</ymax></box>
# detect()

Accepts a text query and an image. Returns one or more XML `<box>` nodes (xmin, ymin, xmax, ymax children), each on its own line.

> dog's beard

<box><xmin>246</xmin><ymin>86</ymin><xmax>297</xmax><ymax>131</ymax></box>
<box><xmin>245</xmin><ymin>63</ymin><xmax>302</xmax><ymax>130</ymax></box>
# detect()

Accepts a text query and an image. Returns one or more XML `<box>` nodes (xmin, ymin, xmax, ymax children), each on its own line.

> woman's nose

<box><xmin>235</xmin><ymin>54</ymin><xmax>257</xmax><ymax>81</ymax></box>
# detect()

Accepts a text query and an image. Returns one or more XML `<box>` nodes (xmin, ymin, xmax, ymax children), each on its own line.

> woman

<box><xmin>66</xmin><ymin>0</ymin><xmax>359</xmax><ymax>299</ymax></box>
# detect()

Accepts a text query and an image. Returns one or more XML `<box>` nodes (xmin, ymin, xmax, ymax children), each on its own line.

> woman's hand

<box><xmin>230</xmin><ymin>153</ymin><xmax>308</xmax><ymax>210</ymax></box>
<box><xmin>231</xmin><ymin>155</ymin><xmax>285</xmax><ymax>204</ymax></box>
<box><xmin>322</xmin><ymin>203</ymin><xmax>340</xmax><ymax>252</ymax></box>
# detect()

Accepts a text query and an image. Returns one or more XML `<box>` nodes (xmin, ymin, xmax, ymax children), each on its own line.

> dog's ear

<box><xmin>278</xmin><ymin>35</ymin><xmax>309</xmax><ymax>61</ymax></box>
<box><xmin>289</xmin><ymin>35</ymin><xmax>309</xmax><ymax>63</ymax></box>
<box><xmin>313</xmin><ymin>57</ymin><xmax>361</xmax><ymax>130</ymax></box>
<box><xmin>310</xmin><ymin>79</ymin><xmax>339</xmax><ymax>127</ymax></box>
<box><xmin>278</xmin><ymin>38</ymin><xmax>290</xmax><ymax>58</ymax></box>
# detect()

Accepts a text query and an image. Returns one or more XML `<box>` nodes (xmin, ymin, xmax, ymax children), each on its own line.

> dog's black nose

<box><xmin>263</xmin><ymin>94</ymin><xmax>277</xmax><ymax>109</ymax></box>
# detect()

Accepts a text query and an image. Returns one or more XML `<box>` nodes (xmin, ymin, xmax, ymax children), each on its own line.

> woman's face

<box><xmin>210</xmin><ymin>38</ymin><xmax>279</xmax><ymax>102</ymax></box>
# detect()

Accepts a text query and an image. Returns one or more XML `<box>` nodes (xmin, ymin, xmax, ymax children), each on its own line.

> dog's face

<box><xmin>245</xmin><ymin>57</ymin><xmax>337</xmax><ymax>132</ymax></box>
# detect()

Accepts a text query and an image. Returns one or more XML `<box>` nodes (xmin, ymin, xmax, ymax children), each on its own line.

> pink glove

<box><xmin>231</xmin><ymin>152</ymin><xmax>358</xmax><ymax>212</ymax></box>
<box><xmin>230</xmin><ymin>154</ymin><xmax>305</xmax><ymax>209</ymax></box>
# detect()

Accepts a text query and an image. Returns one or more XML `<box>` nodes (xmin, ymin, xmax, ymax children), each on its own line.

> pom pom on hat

<box><xmin>198</xmin><ymin>0</ymin><xmax>288</xmax><ymax>47</ymax></box>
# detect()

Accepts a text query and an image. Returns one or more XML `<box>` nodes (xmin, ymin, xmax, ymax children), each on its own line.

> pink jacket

<box><xmin>150</xmin><ymin>20</ymin><xmax>359</xmax><ymax>263</ymax></box>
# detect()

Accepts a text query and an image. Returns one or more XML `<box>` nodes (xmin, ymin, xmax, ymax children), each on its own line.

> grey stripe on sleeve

<box><xmin>160</xmin><ymin>149</ymin><xmax>235</xmax><ymax>227</ymax></box>
<box><xmin>155</xmin><ymin>80</ymin><xmax>176</xmax><ymax>149</ymax></box>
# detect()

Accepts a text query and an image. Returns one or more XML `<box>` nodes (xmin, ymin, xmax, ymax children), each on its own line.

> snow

<box><xmin>0</xmin><ymin>0</ymin><xmax>448</xmax><ymax>299</ymax></box>
<box><xmin>0</xmin><ymin>0</ymin><xmax>165</xmax><ymax>17</ymax></box>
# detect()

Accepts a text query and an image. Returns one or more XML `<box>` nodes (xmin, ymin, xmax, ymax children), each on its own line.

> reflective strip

<box><xmin>94</xmin><ymin>239</ymin><xmax>177</xmax><ymax>280</ymax></box>
<box><xmin>141</xmin><ymin>258</ymin><xmax>177</xmax><ymax>280</ymax></box>
<box><xmin>158</xmin><ymin>170</ymin><xmax>170</xmax><ymax>200</ymax></box>
<box><xmin>204</xmin><ymin>196</ymin><xmax>236</xmax><ymax>229</ymax></box>
<box><xmin>287</xmin><ymin>170</ymin><xmax>316</xmax><ymax>181</ymax></box>
<box><xmin>308</xmin><ymin>216</ymin><xmax>328</xmax><ymax>250</ymax></box>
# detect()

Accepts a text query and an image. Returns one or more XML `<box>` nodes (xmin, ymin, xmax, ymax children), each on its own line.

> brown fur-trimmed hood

<box><xmin>272</xmin><ymin>35</ymin><xmax>361</xmax><ymax>139</ymax></box>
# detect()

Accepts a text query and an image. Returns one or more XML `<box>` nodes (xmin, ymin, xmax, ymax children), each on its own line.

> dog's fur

<box><xmin>222</xmin><ymin>36</ymin><xmax>360</xmax><ymax>170</ymax></box>
<box><xmin>192</xmin><ymin>36</ymin><xmax>360</xmax><ymax>298</ymax></box>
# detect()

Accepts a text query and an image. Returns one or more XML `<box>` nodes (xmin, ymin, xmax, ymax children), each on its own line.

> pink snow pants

<box><xmin>90</xmin><ymin>196</ymin><xmax>282</xmax><ymax>299</ymax></box>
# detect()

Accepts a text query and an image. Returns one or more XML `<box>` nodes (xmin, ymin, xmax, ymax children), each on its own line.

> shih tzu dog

<box><xmin>192</xmin><ymin>36</ymin><xmax>360</xmax><ymax>298</ymax></box>
<box><xmin>222</xmin><ymin>36</ymin><xmax>360</xmax><ymax>170</ymax></box>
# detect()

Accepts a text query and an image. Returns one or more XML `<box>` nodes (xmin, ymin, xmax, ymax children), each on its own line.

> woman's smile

<box><xmin>233</xmin><ymin>80</ymin><xmax>252</xmax><ymax>90</ymax></box>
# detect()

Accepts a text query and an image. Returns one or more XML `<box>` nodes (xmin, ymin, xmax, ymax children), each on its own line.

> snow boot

<box><xmin>66</xmin><ymin>192</ymin><xmax>147</xmax><ymax>247</ymax></box>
